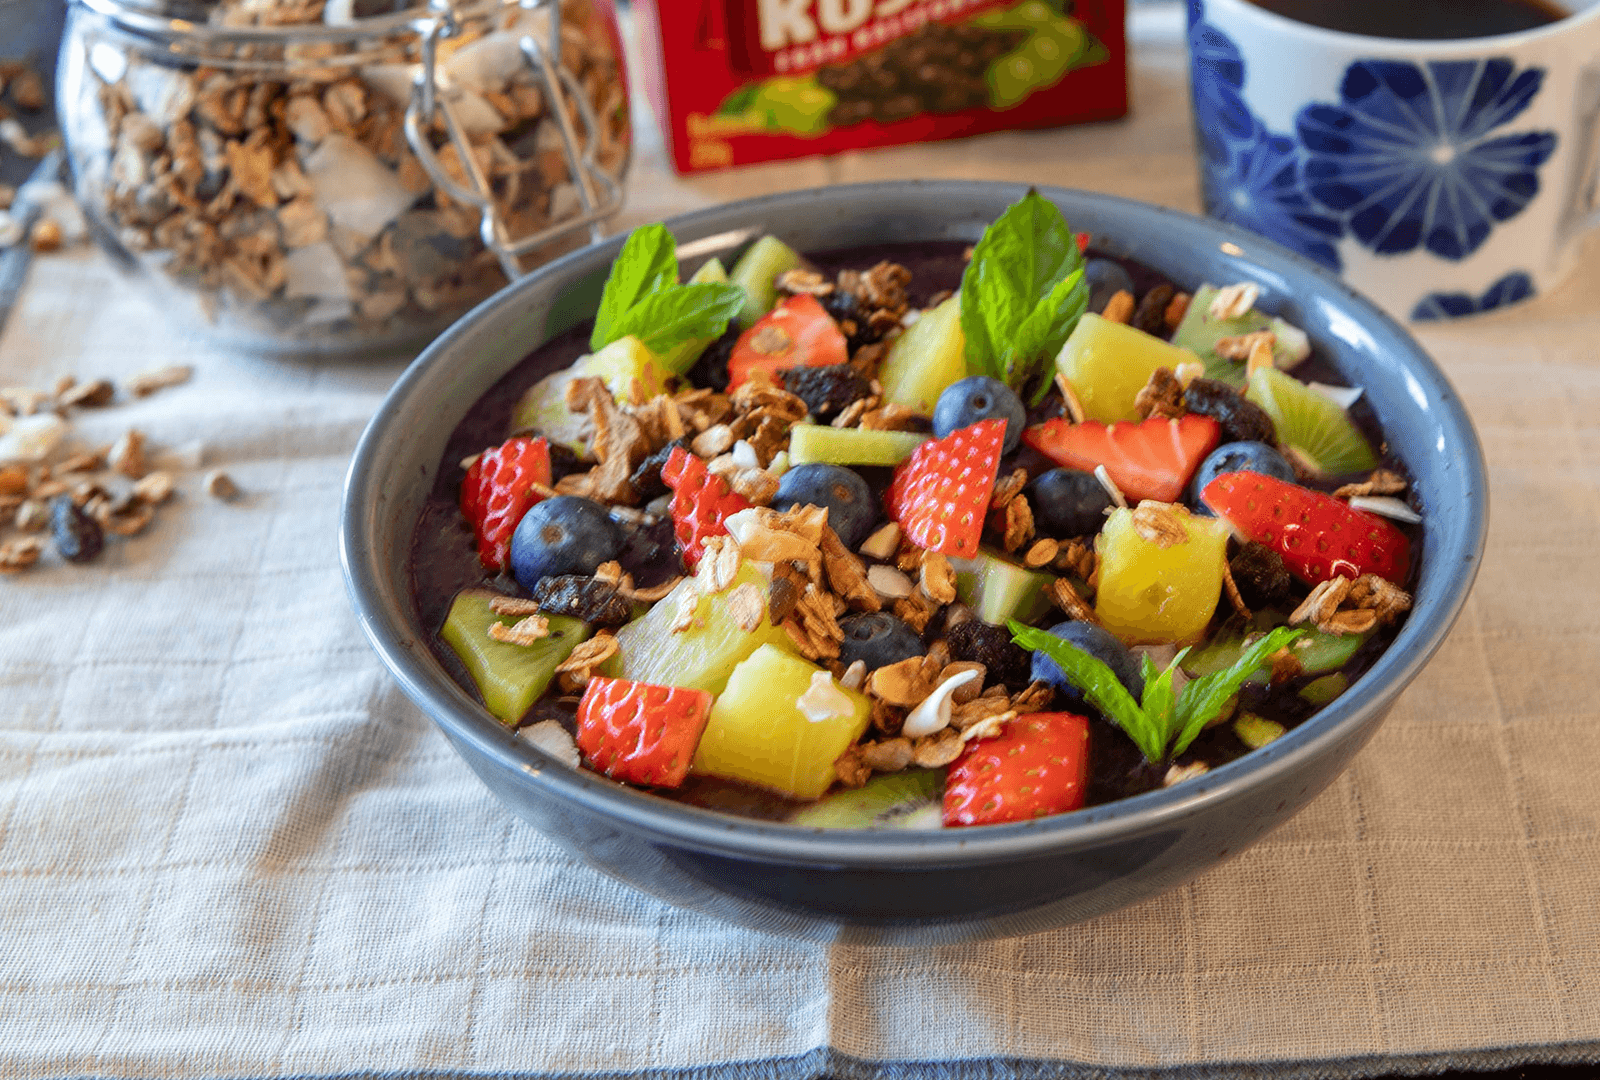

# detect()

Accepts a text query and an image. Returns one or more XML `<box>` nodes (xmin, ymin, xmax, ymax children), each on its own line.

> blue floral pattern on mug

<box><xmin>1188</xmin><ymin>19</ymin><xmax>1254</xmax><ymax>165</ymax></box>
<box><xmin>1204</xmin><ymin>124</ymin><xmax>1344</xmax><ymax>271</ymax></box>
<box><xmin>1297</xmin><ymin>60</ymin><xmax>1557</xmax><ymax>260</ymax></box>
<box><xmin>1411</xmin><ymin>271</ymin><xmax>1535</xmax><ymax>320</ymax></box>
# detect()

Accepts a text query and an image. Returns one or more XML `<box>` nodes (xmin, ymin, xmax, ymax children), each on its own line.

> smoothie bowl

<box><xmin>341</xmin><ymin>181</ymin><xmax>1486</xmax><ymax>944</ymax></box>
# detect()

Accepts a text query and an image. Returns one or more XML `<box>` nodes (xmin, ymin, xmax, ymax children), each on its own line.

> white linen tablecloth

<box><xmin>3</xmin><ymin>6</ymin><xmax>1600</xmax><ymax>1077</ymax></box>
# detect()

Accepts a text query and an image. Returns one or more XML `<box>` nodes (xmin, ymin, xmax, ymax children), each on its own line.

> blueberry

<box><xmin>932</xmin><ymin>376</ymin><xmax>1026</xmax><ymax>454</ymax></box>
<box><xmin>1189</xmin><ymin>441</ymin><xmax>1295</xmax><ymax>514</ymax></box>
<box><xmin>1029</xmin><ymin>620</ymin><xmax>1143</xmax><ymax>710</ymax></box>
<box><xmin>510</xmin><ymin>496</ymin><xmax>625</xmax><ymax>589</ymax></box>
<box><xmin>1026</xmin><ymin>468</ymin><xmax>1113</xmax><ymax>538</ymax></box>
<box><xmin>838</xmin><ymin>612</ymin><xmax>924</xmax><ymax>671</ymax></box>
<box><xmin>772</xmin><ymin>464</ymin><xmax>877</xmax><ymax>549</ymax></box>
<box><xmin>1084</xmin><ymin>258</ymin><xmax>1135</xmax><ymax>315</ymax></box>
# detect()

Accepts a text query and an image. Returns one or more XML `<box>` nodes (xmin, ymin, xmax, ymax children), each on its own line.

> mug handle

<box><xmin>1561</xmin><ymin>63</ymin><xmax>1600</xmax><ymax>244</ymax></box>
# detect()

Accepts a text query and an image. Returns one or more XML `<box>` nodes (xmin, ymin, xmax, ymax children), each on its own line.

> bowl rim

<box><xmin>341</xmin><ymin>179</ymin><xmax>1488</xmax><ymax>868</ymax></box>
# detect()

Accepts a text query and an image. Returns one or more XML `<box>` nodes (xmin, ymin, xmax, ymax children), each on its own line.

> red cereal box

<box><xmin>633</xmin><ymin>0</ymin><xmax>1127</xmax><ymax>174</ymax></box>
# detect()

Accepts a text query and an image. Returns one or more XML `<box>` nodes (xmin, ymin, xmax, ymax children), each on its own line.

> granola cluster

<box><xmin>62</xmin><ymin>0</ymin><xmax>626</xmax><ymax>347</ymax></box>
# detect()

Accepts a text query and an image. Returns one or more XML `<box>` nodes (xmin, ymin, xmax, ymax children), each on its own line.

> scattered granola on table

<box><xmin>408</xmin><ymin>194</ymin><xmax>1425</xmax><ymax>830</ymax></box>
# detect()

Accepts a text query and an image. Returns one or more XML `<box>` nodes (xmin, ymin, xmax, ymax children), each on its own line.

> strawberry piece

<box><xmin>943</xmin><ymin>712</ymin><xmax>1092</xmax><ymax>827</ymax></box>
<box><xmin>1075</xmin><ymin>231</ymin><xmax>1090</xmax><ymax>253</ymax></box>
<box><xmin>460</xmin><ymin>435</ymin><xmax>552</xmax><ymax>571</ymax></box>
<box><xmin>1022</xmin><ymin>414</ymin><xmax>1221</xmax><ymax>504</ymax></box>
<box><xmin>1201</xmin><ymin>471</ymin><xmax>1411</xmax><ymax>586</ymax></box>
<box><xmin>661</xmin><ymin>445</ymin><xmax>751</xmax><ymax>571</ymax></box>
<box><xmin>884</xmin><ymin>418</ymin><xmax>1005</xmax><ymax>558</ymax></box>
<box><xmin>727</xmin><ymin>294</ymin><xmax>849</xmax><ymax>390</ymax></box>
<box><xmin>576</xmin><ymin>675</ymin><xmax>713</xmax><ymax>788</ymax></box>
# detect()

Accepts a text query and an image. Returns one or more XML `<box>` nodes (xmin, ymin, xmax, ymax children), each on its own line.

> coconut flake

<box><xmin>1093</xmin><ymin>464</ymin><xmax>1128</xmax><ymax>509</ymax></box>
<box><xmin>1309</xmin><ymin>382</ymin><xmax>1363</xmax><ymax>410</ymax></box>
<box><xmin>901</xmin><ymin>669</ymin><xmax>980</xmax><ymax>739</ymax></box>
<box><xmin>1347</xmin><ymin>495</ymin><xmax>1422</xmax><ymax>523</ymax></box>
<box><xmin>518</xmin><ymin>719</ymin><xmax>580</xmax><ymax>769</ymax></box>
<box><xmin>797</xmin><ymin>670</ymin><xmax>854</xmax><ymax>723</ymax></box>
<box><xmin>731</xmin><ymin>439</ymin><xmax>760</xmax><ymax>470</ymax></box>
<box><xmin>0</xmin><ymin>414</ymin><xmax>67</xmax><ymax>464</ymax></box>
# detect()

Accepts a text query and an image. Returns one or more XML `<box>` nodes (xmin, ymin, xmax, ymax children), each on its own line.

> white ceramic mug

<box><xmin>1187</xmin><ymin>0</ymin><xmax>1600</xmax><ymax>320</ymax></box>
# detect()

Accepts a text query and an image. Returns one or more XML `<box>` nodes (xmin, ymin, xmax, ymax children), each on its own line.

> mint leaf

<box><xmin>1011</xmin><ymin>268</ymin><xmax>1088</xmax><ymax>402</ymax></box>
<box><xmin>1009</xmin><ymin>620</ymin><xmax>1165</xmax><ymax>763</ymax></box>
<box><xmin>1138</xmin><ymin>650</ymin><xmax>1184</xmax><ymax>740</ymax></box>
<box><xmin>591</xmin><ymin>224</ymin><xmax>679</xmax><ymax>351</ymax></box>
<box><xmin>1170</xmin><ymin>627</ymin><xmax>1304</xmax><ymax>757</ymax></box>
<box><xmin>960</xmin><ymin>191</ymin><xmax>1085</xmax><ymax>395</ymax></box>
<box><xmin>613</xmin><ymin>281</ymin><xmax>745</xmax><ymax>356</ymax></box>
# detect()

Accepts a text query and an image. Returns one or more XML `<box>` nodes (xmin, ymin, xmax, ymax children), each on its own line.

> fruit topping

<box><xmin>1026</xmin><ymin>467</ymin><xmax>1114</xmax><ymax>538</ymax></box>
<box><xmin>950</xmin><ymin>548</ymin><xmax>1055</xmax><ymax>626</ymax></box>
<box><xmin>509</xmin><ymin>495</ymin><xmax>625</xmax><ymax>590</ymax></box>
<box><xmin>528</xmin><ymin>574</ymin><xmax>634</xmax><ymax>627</ymax></box>
<box><xmin>1083</xmin><ymin>257</ymin><xmax>1134</xmax><ymax>314</ymax></box>
<box><xmin>945</xmin><ymin>618</ymin><xmax>1033</xmax><ymax>690</ymax></box>
<box><xmin>693</xmin><ymin>644</ymin><xmax>872</xmax><ymax>800</ymax></box>
<box><xmin>685</xmin><ymin>325</ymin><xmax>738</xmax><ymax>392</ymax></box>
<box><xmin>661</xmin><ymin>446</ymin><xmax>753</xmax><ymax>571</ymax></box>
<box><xmin>782</xmin><ymin>363</ymin><xmax>874</xmax><ymax>420</ymax></box>
<box><xmin>576</xmin><ymin>675</ymin><xmax>713</xmax><ymax>789</ymax></box>
<box><xmin>879</xmin><ymin>294</ymin><xmax>968</xmax><ymax>415</ymax></box>
<box><xmin>727</xmin><ymin>294</ymin><xmax>849</xmax><ymax>390</ymax></box>
<box><xmin>1188</xmin><ymin>440</ymin><xmax>1295</xmax><ymax>513</ymax></box>
<box><xmin>943</xmin><ymin>712</ymin><xmax>1091</xmax><ymax>826</ymax></box>
<box><xmin>884</xmin><ymin>418</ymin><xmax>1005</xmax><ymax>558</ymax></box>
<box><xmin>628</xmin><ymin>437</ymin><xmax>691</xmax><ymax>503</ymax></box>
<box><xmin>1170</xmin><ymin>283</ymin><xmax>1311</xmax><ymax>384</ymax></box>
<box><xmin>1245</xmin><ymin>365</ymin><xmax>1378</xmax><ymax>477</ymax></box>
<box><xmin>932</xmin><ymin>376</ymin><xmax>1027</xmax><ymax>454</ymax></box>
<box><xmin>440</xmin><ymin>589</ymin><xmax>590</xmax><ymax>724</ymax></box>
<box><xmin>1182</xmin><ymin>377</ymin><xmax>1277</xmax><ymax>445</ymax></box>
<box><xmin>1023</xmin><ymin>413</ymin><xmax>1221</xmax><ymax>505</ymax></box>
<box><xmin>789</xmin><ymin>769</ymin><xmax>944</xmax><ymax>829</ymax></box>
<box><xmin>837</xmin><ymin>612</ymin><xmax>925</xmax><ymax>672</ymax></box>
<box><xmin>730</xmin><ymin>235</ymin><xmax>804</xmax><ymax>327</ymax></box>
<box><xmin>1184</xmin><ymin>617</ymin><xmax>1371</xmax><ymax>681</ymax></box>
<box><xmin>1227</xmin><ymin>541</ymin><xmax>1295</xmax><ymax>609</ymax></box>
<box><xmin>787</xmin><ymin>425</ymin><xmax>926</xmax><ymax>469</ymax></box>
<box><xmin>771</xmin><ymin>463</ymin><xmax>877</xmax><ymax>549</ymax></box>
<box><xmin>1053</xmin><ymin>312</ymin><xmax>1199</xmax><ymax>422</ymax></box>
<box><xmin>1028</xmin><ymin>620</ymin><xmax>1143</xmax><ymax>710</ymax></box>
<box><xmin>1094</xmin><ymin>503</ymin><xmax>1230</xmax><ymax>645</ymax></box>
<box><xmin>1202</xmin><ymin>471</ymin><xmax>1411</xmax><ymax>586</ymax></box>
<box><xmin>461</xmin><ymin>435</ymin><xmax>552</xmax><ymax>572</ymax></box>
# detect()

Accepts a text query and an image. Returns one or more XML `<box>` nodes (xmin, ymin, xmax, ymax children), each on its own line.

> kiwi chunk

<box><xmin>1245</xmin><ymin>365</ymin><xmax>1378</xmax><ymax>477</ymax></box>
<box><xmin>440</xmin><ymin>589</ymin><xmax>590</xmax><ymax>724</ymax></box>
<box><xmin>787</xmin><ymin>425</ymin><xmax>925</xmax><ymax>467</ymax></box>
<box><xmin>1183</xmin><ymin>616</ymin><xmax>1371</xmax><ymax>682</ymax></box>
<box><xmin>790</xmin><ymin>769</ymin><xmax>945</xmax><ymax>829</ymax></box>
<box><xmin>1171</xmin><ymin>285</ymin><xmax>1312</xmax><ymax>386</ymax></box>
<box><xmin>730</xmin><ymin>236</ymin><xmax>803</xmax><ymax>327</ymax></box>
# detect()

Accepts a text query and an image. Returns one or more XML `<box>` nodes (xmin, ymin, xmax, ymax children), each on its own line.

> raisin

<box><xmin>946</xmin><ymin>619</ymin><xmax>1033</xmax><ymax>690</ymax></box>
<box><xmin>1230</xmin><ymin>542</ymin><xmax>1294</xmax><ymax>609</ymax></box>
<box><xmin>782</xmin><ymin>364</ymin><xmax>873</xmax><ymax>420</ymax></box>
<box><xmin>1184</xmin><ymin>377</ymin><xmax>1277</xmax><ymax>445</ymax></box>
<box><xmin>686</xmin><ymin>325</ymin><xmax>739</xmax><ymax>393</ymax></box>
<box><xmin>822</xmin><ymin>288</ymin><xmax>881</xmax><ymax>352</ymax></box>
<box><xmin>50</xmin><ymin>496</ymin><xmax>103</xmax><ymax>564</ymax></box>
<box><xmin>528</xmin><ymin>575</ymin><xmax>633</xmax><ymax>626</ymax></box>
<box><xmin>629</xmin><ymin>438</ymin><xmax>689</xmax><ymax>503</ymax></box>
<box><xmin>1132</xmin><ymin>283</ymin><xmax>1176</xmax><ymax>337</ymax></box>
<box><xmin>547</xmin><ymin>441</ymin><xmax>585</xmax><ymax>482</ymax></box>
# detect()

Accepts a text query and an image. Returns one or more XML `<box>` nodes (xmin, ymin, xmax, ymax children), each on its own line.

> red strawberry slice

<box><xmin>576</xmin><ymin>675</ymin><xmax>713</xmax><ymax>788</ymax></box>
<box><xmin>884</xmin><ymin>418</ymin><xmax>1005</xmax><ymax>557</ymax></box>
<box><xmin>460</xmin><ymin>435</ymin><xmax>552</xmax><ymax>571</ymax></box>
<box><xmin>1201</xmin><ymin>471</ymin><xmax>1411</xmax><ymax>585</ymax></box>
<box><xmin>727</xmin><ymin>293</ymin><xmax>849</xmax><ymax>390</ymax></box>
<box><xmin>1022</xmin><ymin>414</ymin><xmax>1221</xmax><ymax>504</ymax></box>
<box><xmin>661</xmin><ymin>445</ymin><xmax>752</xmax><ymax>571</ymax></box>
<box><xmin>943</xmin><ymin>712</ymin><xmax>1091</xmax><ymax>827</ymax></box>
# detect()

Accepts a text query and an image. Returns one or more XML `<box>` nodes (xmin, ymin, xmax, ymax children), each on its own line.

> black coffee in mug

<box><xmin>1245</xmin><ymin>0</ymin><xmax>1568</xmax><ymax>39</ymax></box>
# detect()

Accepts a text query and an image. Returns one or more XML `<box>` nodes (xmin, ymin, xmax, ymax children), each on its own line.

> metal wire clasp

<box><xmin>402</xmin><ymin>0</ymin><xmax>623</xmax><ymax>281</ymax></box>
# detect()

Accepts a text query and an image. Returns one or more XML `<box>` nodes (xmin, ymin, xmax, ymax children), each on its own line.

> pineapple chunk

<box><xmin>693</xmin><ymin>644</ymin><xmax>872</xmax><ymax>800</ymax></box>
<box><xmin>1055</xmin><ymin>313</ymin><xmax>1200</xmax><ymax>422</ymax></box>
<box><xmin>879</xmin><ymin>295</ymin><xmax>967</xmax><ymax>415</ymax></box>
<box><xmin>1093</xmin><ymin>503</ymin><xmax>1229</xmax><ymax>645</ymax></box>
<box><xmin>606</xmin><ymin>562</ymin><xmax>794</xmax><ymax>695</ymax></box>
<box><xmin>510</xmin><ymin>336</ymin><xmax>674</xmax><ymax>452</ymax></box>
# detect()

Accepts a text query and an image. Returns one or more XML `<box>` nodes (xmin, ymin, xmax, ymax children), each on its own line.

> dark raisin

<box><xmin>686</xmin><ymin>324</ymin><xmax>739</xmax><ymax>393</ymax></box>
<box><xmin>547</xmin><ymin>441</ymin><xmax>585</xmax><ymax>481</ymax></box>
<box><xmin>1184</xmin><ymin>377</ymin><xmax>1278</xmax><ymax>445</ymax></box>
<box><xmin>528</xmin><ymin>575</ymin><xmax>633</xmax><ymax>626</ymax></box>
<box><xmin>1230</xmin><ymin>542</ymin><xmax>1294</xmax><ymax>609</ymax></box>
<box><xmin>629</xmin><ymin>438</ymin><xmax>689</xmax><ymax>503</ymax></box>
<box><xmin>821</xmin><ymin>288</ymin><xmax>861</xmax><ymax>325</ymax></box>
<box><xmin>1132</xmin><ymin>283</ymin><xmax>1176</xmax><ymax>336</ymax></box>
<box><xmin>946</xmin><ymin>619</ymin><xmax>1033</xmax><ymax>690</ymax></box>
<box><xmin>822</xmin><ymin>288</ymin><xmax>881</xmax><ymax>352</ymax></box>
<box><xmin>50</xmin><ymin>496</ymin><xmax>103</xmax><ymax>563</ymax></box>
<box><xmin>782</xmin><ymin>364</ymin><xmax>874</xmax><ymax>420</ymax></box>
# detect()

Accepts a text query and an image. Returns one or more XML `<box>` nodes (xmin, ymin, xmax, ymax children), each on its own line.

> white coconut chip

<box><xmin>901</xmin><ymin>669</ymin><xmax>981</xmax><ymax>739</ymax></box>
<box><xmin>1308</xmin><ymin>382</ymin><xmax>1363</xmax><ymax>410</ymax></box>
<box><xmin>519</xmin><ymin>719</ymin><xmax>580</xmax><ymax>769</ymax></box>
<box><xmin>1347</xmin><ymin>495</ymin><xmax>1422</xmax><ymax>524</ymax></box>
<box><xmin>797</xmin><ymin>671</ymin><xmax>855</xmax><ymax>724</ymax></box>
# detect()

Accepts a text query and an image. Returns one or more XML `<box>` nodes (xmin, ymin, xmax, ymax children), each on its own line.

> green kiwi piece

<box><xmin>1246</xmin><ymin>366</ymin><xmax>1379</xmax><ymax>476</ymax></box>
<box><xmin>440</xmin><ymin>589</ymin><xmax>590</xmax><ymax>724</ymax></box>
<box><xmin>1171</xmin><ymin>285</ymin><xmax>1312</xmax><ymax>386</ymax></box>
<box><xmin>730</xmin><ymin>236</ymin><xmax>804</xmax><ymax>327</ymax></box>
<box><xmin>789</xmin><ymin>769</ymin><xmax>945</xmax><ymax>829</ymax></box>
<box><xmin>1184</xmin><ymin>616</ymin><xmax>1371</xmax><ymax>682</ymax></box>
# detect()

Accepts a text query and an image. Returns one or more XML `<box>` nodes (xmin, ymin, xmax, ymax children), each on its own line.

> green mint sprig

<box><xmin>1008</xmin><ymin>621</ymin><xmax>1306</xmax><ymax>764</ymax></box>
<box><xmin>590</xmin><ymin>224</ymin><xmax>744</xmax><ymax>356</ymax></box>
<box><xmin>960</xmin><ymin>191</ymin><xmax>1089</xmax><ymax>404</ymax></box>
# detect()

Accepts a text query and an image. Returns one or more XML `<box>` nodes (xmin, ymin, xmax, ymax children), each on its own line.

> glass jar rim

<box><xmin>72</xmin><ymin>0</ymin><xmax>521</xmax><ymax>44</ymax></box>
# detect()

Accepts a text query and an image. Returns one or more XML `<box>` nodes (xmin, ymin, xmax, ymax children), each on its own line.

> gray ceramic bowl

<box><xmin>341</xmin><ymin>181</ymin><xmax>1487</xmax><ymax>945</ymax></box>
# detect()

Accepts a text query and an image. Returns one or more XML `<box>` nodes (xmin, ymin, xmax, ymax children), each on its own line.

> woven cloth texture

<box><xmin>3</xmin><ymin>7</ymin><xmax>1599</xmax><ymax>1076</ymax></box>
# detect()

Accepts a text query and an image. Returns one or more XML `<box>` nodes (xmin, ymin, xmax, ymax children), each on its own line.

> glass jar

<box><xmin>56</xmin><ymin>0</ymin><xmax>629</xmax><ymax>355</ymax></box>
